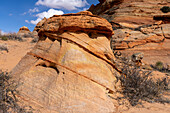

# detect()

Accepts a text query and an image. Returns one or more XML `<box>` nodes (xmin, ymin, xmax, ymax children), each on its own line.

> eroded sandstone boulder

<box><xmin>17</xmin><ymin>26</ymin><xmax>39</xmax><ymax>42</ymax></box>
<box><xmin>11</xmin><ymin>11</ymin><xmax>119</xmax><ymax>113</ymax></box>
<box><xmin>38</xmin><ymin>11</ymin><xmax>113</xmax><ymax>38</ymax></box>
<box><xmin>18</xmin><ymin>26</ymin><xmax>31</xmax><ymax>34</ymax></box>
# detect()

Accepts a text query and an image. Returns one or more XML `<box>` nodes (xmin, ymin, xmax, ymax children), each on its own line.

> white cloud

<box><xmin>21</xmin><ymin>12</ymin><xmax>27</xmax><ymax>15</ymax></box>
<box><xmin>26</xmin><ymin>9</ymin><xmax>64</xmax><ymax>25</ymax></box>
<box><xmin>0</xmin><ymin>30</ymin><xmax>7</xmax><ymax>35</ymax></box>
<box><xmin>22</xmin><ymin>7</ymin><xmax>39</xmax><ymax>15</ymax></box>
<box><xmin>25</xmin><ymin>20</ymin><xmax>29</xmax><ymax>23</ymax></box>
<box><xmin>82</xmin><ymin>8</ymin><xmax>88</xmax><ymax>11</ymax></box>
<box><xmin>9</xmin><ymin>13</ymin><xmax>13</xmax><ymax>16</ymax></box>
<box><xmin>36</xmin><ymin>0</ymin><xmax>89</xmax><ymax>10</ymax></box>
<box><xmin>30</xmin><ymin>18</ymin><xmax>42</xmax><ymax>25</ymax></box>
<box><xmin>36</xmin><ymin>8</ymin><xmax>64</xmax><ymax>18</ymax></box>
<box><xmin>28</xmin><ymin>8</ymin><xmax>39</xmax><ymax>13</ymax></box>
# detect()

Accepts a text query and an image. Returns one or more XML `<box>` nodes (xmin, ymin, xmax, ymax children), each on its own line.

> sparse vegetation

<box><xmin>151</xmin><ymin>61</ymin><xmax>170</xmax><ymax>73</ymax></box>
<box><xmin>118</xmin><ymin>65</ymin><xmax>169</xmax><ymax>106</ymax></box>
<box><xmin>0</xmin><ymin>36</ymin><xmax>8</xmax><ymax>41</ymax></box>
<box><xmin>31</xmin><ymin>37</ymin><xmax>38</xmax><ymax>43</ymax></box>
<box><xmin>0</xmin><ymin>32</ymin><xmax>39</xmax><ymax>42</ymax></box>
<box><xmin>0</xmin><ymin>71</ymin><xmax>33</xmax><ymax>113</ymax></box>
<box><xmin>0</xmin><ymin>33</ymin><xmax>23</xmax><ymax>41</ymax></box>
<box><xmin>7</xmin><ymin>33</ymin><xmax>23</xmax><ymax>41</ymax></box>
<box><xmin>0</xmin><ymin>44</ymin><xmax>8</xmax><ymax>52</ymax></box>
<box><xmin>25</xmin><ymin>33</ymin><xmax>35</xmax><ymax>38</ymax></box>
<box><xmin>112</xmin><ymin>52</ymin><xmax>169</xmax><ymax>106</ymax></box>
<box><xmin>155</xmin><ymin>61</ymin><xmax>164</xmax><ymax>71</ymax></box>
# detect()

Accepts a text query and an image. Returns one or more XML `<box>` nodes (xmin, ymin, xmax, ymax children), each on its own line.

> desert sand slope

<box><xmin>0</xmin><ymin>38</ymin><xmax>35</xmax><ymax>72</ymax></box>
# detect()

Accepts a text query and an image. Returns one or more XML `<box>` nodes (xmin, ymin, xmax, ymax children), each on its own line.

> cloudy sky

<box><xmin>0</xmin><ymin>0</ymin><xmax>99</xmax><ymax>33</ymax></box>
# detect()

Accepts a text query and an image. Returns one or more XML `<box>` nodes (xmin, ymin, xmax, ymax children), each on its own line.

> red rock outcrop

<box><xmin>89</xmin><ymin>0</ymin><xmax>170</xmax><ymax>65</ymax></box>
<box><xmin>11</xmin><ymin>11</ymin><xmax>119</xmax><ymax>113</ymax></box>
<box><xmin>18</xmin><ymin>26</ymin><xmax>31</xmax><ymax>34</ymax></box>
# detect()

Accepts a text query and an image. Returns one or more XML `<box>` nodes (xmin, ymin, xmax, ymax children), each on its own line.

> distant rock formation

<box><xmin>18</xmin><ymin>26</ymin><xmax>31</xmax><ymax>34</ymax></box>
<box><xmin>89</xmin><ymin>0</ymin><xmax>170</xmax><ymax>65</ymax></box>
<box><xmin>11</xmin><ymin>11</ymin><xmax>119</xmax><ymax>113</ymax></box>
<box><xmin>17</xmin><ymin>26</ymin><xmax>39</xmax><ymax>42</ymax></box>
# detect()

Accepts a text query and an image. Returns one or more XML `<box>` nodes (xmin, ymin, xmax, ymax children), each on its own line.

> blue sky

<box><xmin>0</xmin><ymin>0</ymin><xmax>99</xmax><ymax>33</ymax></box>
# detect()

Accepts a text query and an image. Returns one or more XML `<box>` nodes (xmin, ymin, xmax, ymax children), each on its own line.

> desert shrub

<box><xmin>151</xmin><ymin>61</ymin><xmax>170</xmax><ymax>73</ymax></box>
<box><xmin>113</xmin><ymin>54</ymin><xmax>169</xmax><ymax>106</ymax></box>
<box><xmin>31</xmin><ymin>37</ymin><xmax>38</xmax><ymax>43</ymax></box>
<box><xmin>155</xmin><ymin>61</ymin><xmax>164</xmax><ymax>71</ymax></box>
<box><xmin>0</xmin><ymin>36</ymin><xmax>8</xmax><ymax>41</ymax></box>
<box><xmin>0</xmin><ymin>32</ymin><xmax>39</xmax><ymax>42</ymax></box>
<box><xmin>22</xmin><ymin>33</ymin><xmax>35</xmax><ymax>38</ymax></box>
<box><xmin>7</xmin><ymin>34</ymin><xmax>23</xmax><ymax>41</ymax></box>
<box><xmin>0</xmin><ymin>71</ymin><xmax>33</xmax><ymax>113</ymax></box>
<box><xmin>118</xmin><ymin>66</ymin><xmax>169</xmax><ymax>106</ymax></box>
<box><xmin>0</xmin><ymin>34</ymin><xmax>23</xmax><ymax>41</ymax></box>
<box><xmin>0</xmin><ymin>44</ymin><xmax>8</xmax><ymax>52</ymax></box>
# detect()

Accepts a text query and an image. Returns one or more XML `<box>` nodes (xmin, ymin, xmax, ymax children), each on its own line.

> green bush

<box><xmin>0</xmin><ymin>36</ymin><xmax>8</xmax><ymax>41</ymax></box>
<box><xmin>155</xmin><ymin>61</ymin><xmax>164</xmax><ymax>71</ymax></box>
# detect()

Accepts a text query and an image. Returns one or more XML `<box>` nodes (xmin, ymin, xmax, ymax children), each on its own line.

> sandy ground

<box><xmin>121</xmin><ymin>102</ymin><xmax>170</xmax><ymax>113</ymax></box>
<box><xmin>0</xmin><ymin>38</ymin><xmax>36</xmax><ymax>72</ymax></box>
<box><xmin>118</xmin><ymin>72</ymin><xmax>170</xmax><ymax>113</ymax></box>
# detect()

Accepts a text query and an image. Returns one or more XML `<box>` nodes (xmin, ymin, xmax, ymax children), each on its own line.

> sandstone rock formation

<box><xmin>33</xmin><ymin>17</ymin><xmax>47</xmax><ymax>32</ymax></box>
<box><xmin>17</xmin><ymin>26</ymin><xmax>39</xmax><ymax>42</ymax></box>
<box><xmin>89</xmin><ymin>0</ymin><xmax>170</xmax><ymax>65</ymax></box>
<box><xmin>11</xmin><ymin>11</ymin><xmax>119</xmax><ymax>113</ymax></box>
<box><xmin>17</xmin><ymin>26</ymin><xmax>31</xmax><ymax>34</ymax></box>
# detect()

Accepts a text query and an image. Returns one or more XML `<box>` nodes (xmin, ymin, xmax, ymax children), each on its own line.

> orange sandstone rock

<box><xmin>39</xmin><ymin>11</ymin><xmax>114</xmax><ymax>38</ymax></box>
<box><xmin>18</xmin><ymin>26</ymin><xmax>30</xmax><ymax>34</ymax></box>
<box><xmin>33</xmin><ymin>17</ymin><xmax>47</xmax><ymax>32</ymax></box>
<box><xmin>89</xmin><ymin>0</ymin><xmax>170</xmax><ymax>65</ymax></box>
<box><xmin>11</xmin><ymin>11</ymin><xmax>118</xmax><ymax>113</ymax></box>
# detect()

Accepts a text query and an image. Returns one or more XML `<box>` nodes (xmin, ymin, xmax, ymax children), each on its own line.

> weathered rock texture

<box><xmin>11</xmin><ymin>11</ymin><xmax>118</xmax><ymax>113</ymax></box>
<box><xmin>89</xmin><ymin>0</ymin><xmax>170</xmax><ymax>65</ymax></box>
<box><xmin>33</xmin><ymin>17</ymin><xmax>47</xmax><ymax>32</ymax></box>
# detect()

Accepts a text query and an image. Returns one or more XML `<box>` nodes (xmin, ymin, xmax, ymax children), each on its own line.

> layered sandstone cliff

<box><xmin>89</xmin><ymin>0</ymin><xmax>170</xmax><ymax>65</ymax></box>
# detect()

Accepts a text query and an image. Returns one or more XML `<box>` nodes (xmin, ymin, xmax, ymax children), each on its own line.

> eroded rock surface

<box><xmin>33</xmin><ymin>17</ymin><xmax>47</xmax><ymax>32</ymax></box>
<box><xmin>89</xmin><ymin>0</ymin><xmax>170</xmax><ymax>65</ymax></box>
<box><xmin>11</xmin><ymin>11</ymin><xmax>118</xmax><ymax>113</ymax></box>
<box><xmin>88</xmin><ymin>1</ymin><xmax>170</xmax><ymax>113</ymax></box>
